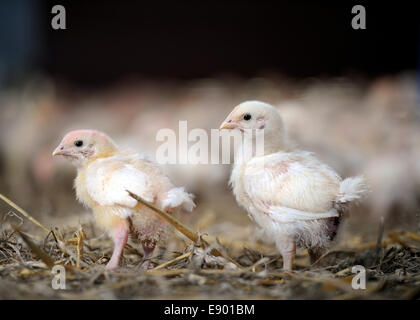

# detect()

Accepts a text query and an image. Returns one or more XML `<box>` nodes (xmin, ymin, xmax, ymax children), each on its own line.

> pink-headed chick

<box><xmin>53</xmin><ymin>129</ymin><xmax>195</xmax><ymax>270</ymax></box>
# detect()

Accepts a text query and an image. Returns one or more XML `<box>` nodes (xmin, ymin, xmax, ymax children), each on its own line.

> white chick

<box><xmin>220</xmin><ymin>101</ymin><xmax>367</xmax><ymax>270</ymax></box>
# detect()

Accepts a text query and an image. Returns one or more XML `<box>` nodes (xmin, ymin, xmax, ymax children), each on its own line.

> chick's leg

<box><xmin>106</xmin><ymin>224</ymin><xmax>129</xmax><ymax>270</ymax></box>
<box><xmin>276</xmin><ymin>236</ymin><xmax>296</xmax><ymax>271</ymax></box>
<box><xmin>140</xmin><ymin>240</ymin><xmax>156</xmax><ymax>270</ymax></box>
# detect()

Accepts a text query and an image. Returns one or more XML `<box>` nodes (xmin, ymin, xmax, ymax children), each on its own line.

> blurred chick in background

<box><xmin>53</xmin><ymin>129</ymin><xmax>195</xmax><ymax>270</ymax></box>
<box><xmin>220</xmin><ymin>101</ymin><xmax>368</xmax><ymax>270</ymax></box>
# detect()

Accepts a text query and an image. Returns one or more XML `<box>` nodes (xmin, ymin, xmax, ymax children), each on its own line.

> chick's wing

<box><xmin>243</xmin><ymin>151</ymin><xmax>341</xmax><ymax>222</ymax></box>
<box><xmin>86</xmin><ymin>156</ymin><xmax>155</xmax><ymax>210</ymax></box>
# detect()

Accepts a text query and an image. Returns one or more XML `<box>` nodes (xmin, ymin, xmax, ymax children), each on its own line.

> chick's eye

<box><xmin>74</xmin><ymin>140</ymin><xmax>83</xmax><ymax>147</ymax></box>
<box><xmin>243</xmin><ymin>113</ymin><xmax>252</xmax><ymax>121</ymax></box>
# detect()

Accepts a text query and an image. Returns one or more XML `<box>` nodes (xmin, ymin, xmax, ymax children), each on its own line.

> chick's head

<box><xmin>220</xmin><ymin>100</ymin><xmax>284</xmax><ymax>133</ymax></box>
<box><xmin>220</xmin><ymin>101</ymin><xmax>287</xmax><ymax>151</ymax></box>
<box><xmin>53</xmin><ymin>129</ymin><xmax>117</xmax><ymax>167</ymax></box>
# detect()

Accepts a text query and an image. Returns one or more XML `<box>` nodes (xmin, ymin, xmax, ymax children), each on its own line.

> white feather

<box><xmin>268</xmin><ymin>206</ymin><xmax>339</xmax><ymax>223</ymax></box>
<box><xmin>86</xmin><ymin>157</ymin><xmax>155</xmax><ymax>218</ymax></box>
<box><xmin>336</xmin><ymin>175</ymin><xmax>368</xmax><ymax>203</ymax></box>
<box><xmin>242</xmin><ymin>151</ymin><xmax>341</xmax><ymax>215</ymax></box>
<box><xmin>162</xmin><ymin>187</ymin><xmax>196</xmax><ymax>212</ymax></box>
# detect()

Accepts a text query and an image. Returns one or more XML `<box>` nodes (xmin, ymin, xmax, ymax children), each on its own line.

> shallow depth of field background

<box><xmin>0</xmin><ymin>1</ymin><xmax>419</xmax><ymax>299</ymax></box>
<box><xmin>1</xmin><ymin>73</ymin><xmax>419</xmax><ymax>237</ymax></box>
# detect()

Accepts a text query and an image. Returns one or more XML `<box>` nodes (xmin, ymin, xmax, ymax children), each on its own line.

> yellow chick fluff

<box><xmin>53</xmin><ymin>129</ymin><xmax>195</xmax><ymax>270</ymax></box>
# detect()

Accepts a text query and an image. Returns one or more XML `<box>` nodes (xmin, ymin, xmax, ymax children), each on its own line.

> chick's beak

<box><xmin>52</xmin><ymin>144</ymin><xmax>66</xmax><ymax>156</ymax></box>
<box><xmin>220</xmin><ymin>116</ymin><xmax>238</xmax><ymax>130</ymax></box>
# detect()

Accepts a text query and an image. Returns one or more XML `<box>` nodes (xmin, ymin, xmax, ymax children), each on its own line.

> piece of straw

<box><xmin>13</xmin><ymin>226</ymin><xmax>55</xmax><ymax>269</ymax></box>
<box><xmin>76</xmin><ymin>229</ymin><xmax>84</xmax><ymax>269</ymax></box>
<box><xmin>0</xmin><ymin>193</ymin><xmax>50</xmax><ymax>233</ymax></box>
<box><xmin>127</xmin><ymin>190</ymin><xmax>242</xmax><ymax>268</ymax></box>
<box><xmin>127</xmin><ymin>190</ymin><xmax>199</xmax><ymax>242</ymax></box>
<box><xmin>153</xmin><ymin>251</ymin><xmax>192</xmax><ymax>270</ymax></box>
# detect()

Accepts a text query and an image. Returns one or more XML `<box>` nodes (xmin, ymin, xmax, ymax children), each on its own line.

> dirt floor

<box><xmin>1</xmin><ymin>195</ymin><xmax>419</xmax><ymax>300</ymax></box>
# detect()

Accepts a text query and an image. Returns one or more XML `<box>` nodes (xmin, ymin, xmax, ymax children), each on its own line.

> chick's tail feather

<box><xmin>162</xmin><ymin>187</ymin><xmax>196</xmax><ymax>212</ymax></box>
<box><xmin>336</xmin><ymin>175</ymin><xmax>369</xmax><ymax>204</ymax></box>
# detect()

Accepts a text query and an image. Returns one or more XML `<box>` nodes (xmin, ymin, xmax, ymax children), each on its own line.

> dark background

<box><xmin>1</xmin><ymin>1</ymin><xmax>419</xmax><ymax>87</ymax></box>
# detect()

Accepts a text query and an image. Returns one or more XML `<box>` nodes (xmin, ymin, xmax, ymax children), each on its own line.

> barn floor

<box><xmin>1</xmin><ymin>198</ymin><xmax>419</xmax><ymax>300</ymax></box>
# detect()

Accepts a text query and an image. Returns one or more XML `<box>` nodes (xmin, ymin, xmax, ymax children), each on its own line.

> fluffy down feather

<box><xmin>242</xmin><ymin>151</ymin><xmax>342</xmax><ymax>221</ymax></box>
<box><xmin>162</xmin><ymin>187</ymin><xmax>196</xmax><ymax>212</ymax></box>
<box><xmin>336</xmin><ymin>176</ymin><xmax>369</xmax><ymax>204</ymax></box>
<box><xmin>86</xmin><ymin>157</ymin><xmax>155</xmax><ymax>215</ymax></box>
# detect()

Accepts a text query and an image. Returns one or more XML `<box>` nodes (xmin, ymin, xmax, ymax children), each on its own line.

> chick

<box><xmin>220</xmin><ymin>101</ymin><xmax>367</xmax><ymax>270</ymax></box>
<box><xmin>52</xmin><ymin>129</ymin><xmax>195</xmax><ymax>270</ymax></box>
